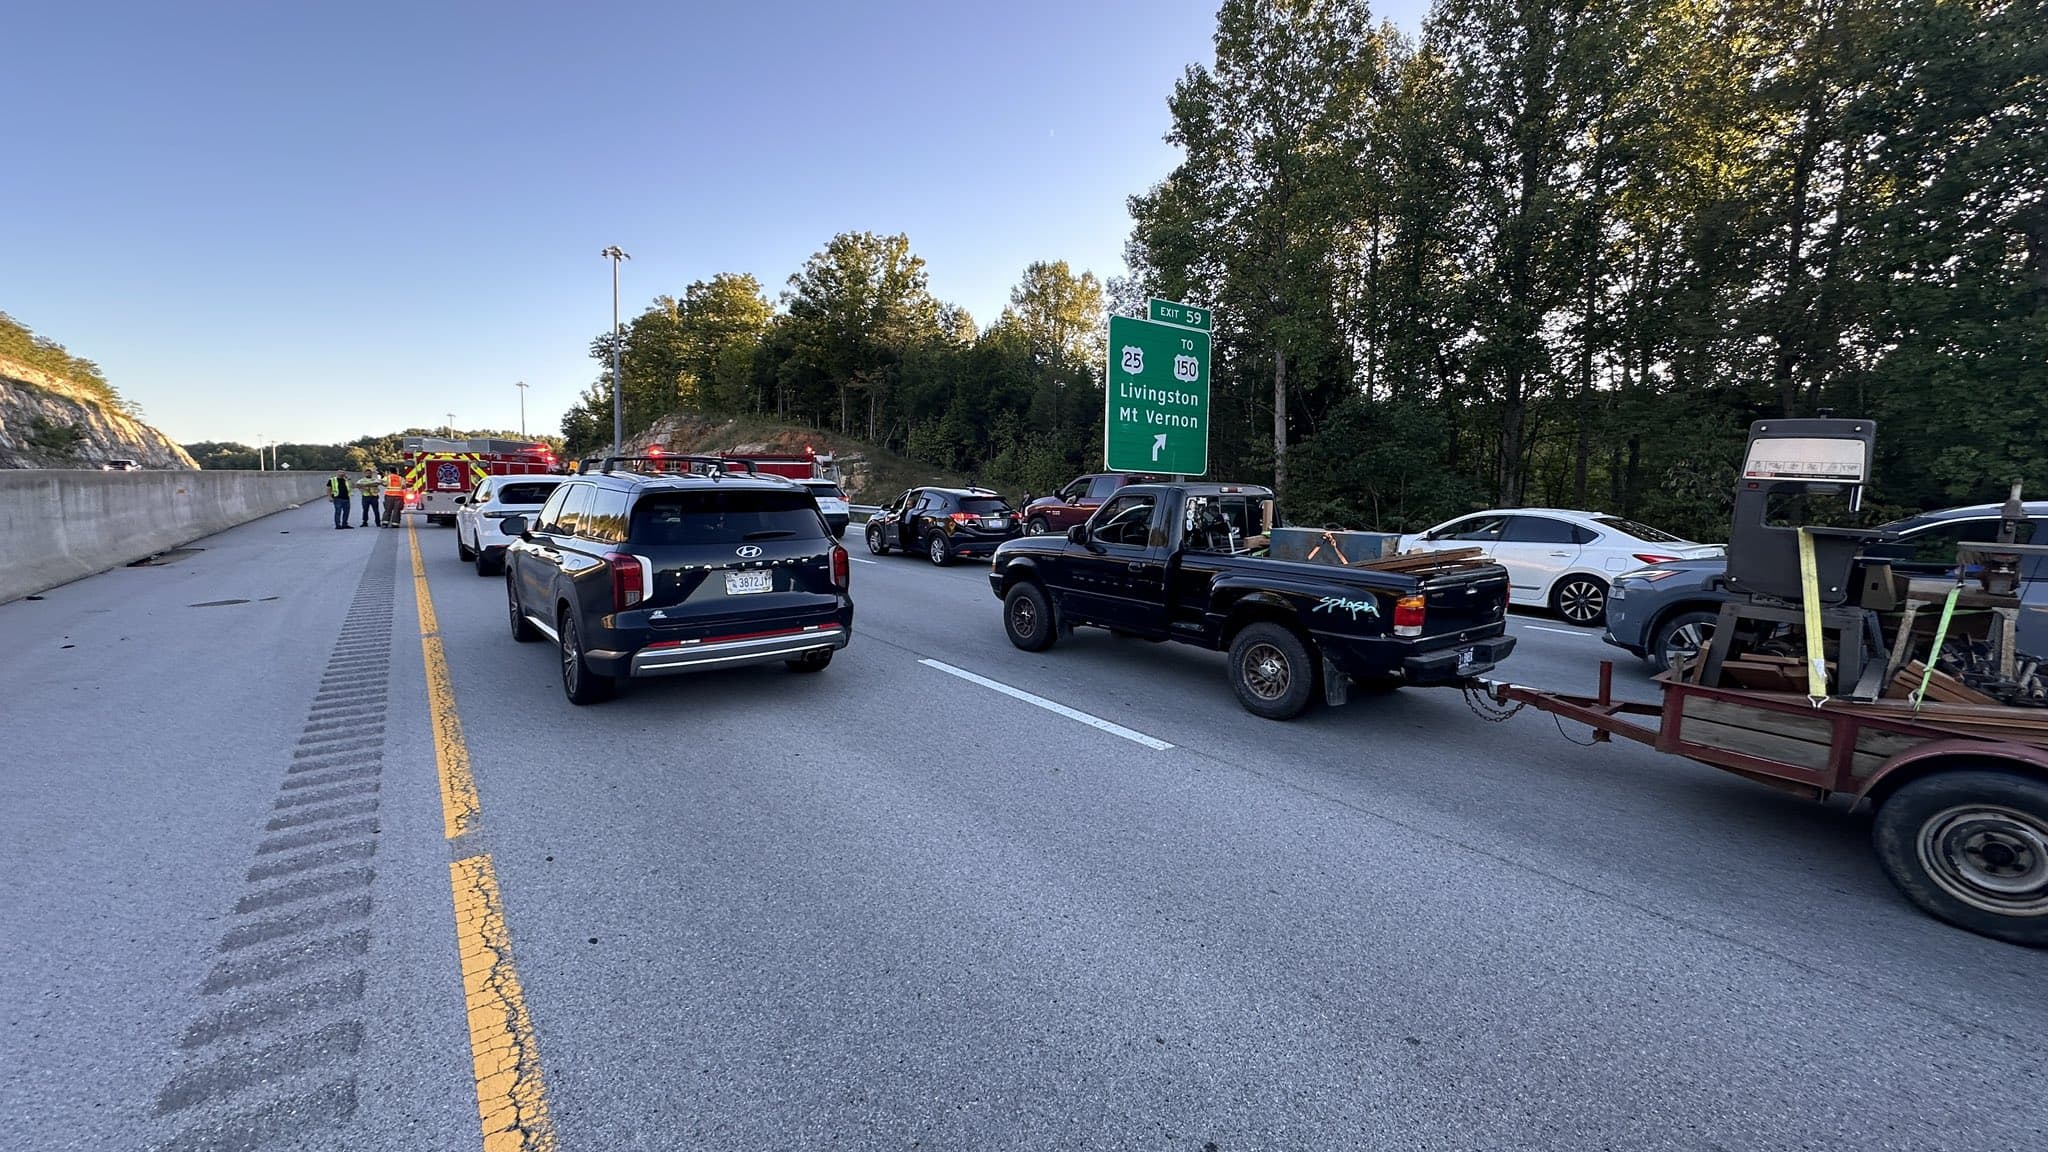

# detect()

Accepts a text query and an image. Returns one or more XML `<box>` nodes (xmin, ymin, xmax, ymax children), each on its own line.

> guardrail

<box><xmin>849</xmin><ymin>504</ymin><xmax>879</xmax><ymax>525</ymax></box>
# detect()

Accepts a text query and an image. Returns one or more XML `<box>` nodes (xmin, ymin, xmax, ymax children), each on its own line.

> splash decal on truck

<box><xmin>1313</xmin><ymin>596</ymin><xmax>1379</xmax><ymax>620</ymax></box>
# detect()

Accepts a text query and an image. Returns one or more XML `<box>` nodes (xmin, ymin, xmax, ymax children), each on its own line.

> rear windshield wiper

<box><xmin>740</xmin><ymin>529</ymin><xmax>797</xmax><ymax>540</ymax></box>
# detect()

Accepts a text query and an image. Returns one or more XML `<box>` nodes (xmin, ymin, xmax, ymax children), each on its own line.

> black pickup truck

<box><xmin>988</xmin><ymin>483</ymin><xmax>1515</xmax><ymax>719</ymax></box>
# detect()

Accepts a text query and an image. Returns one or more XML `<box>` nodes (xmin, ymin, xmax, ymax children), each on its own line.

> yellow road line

<box><xmin>409</xmin><ymin>525</ymin><xmax>481</xmax><ymax>840</ymax></box>
<box><xmin>451</xmin><ymin>854</ymin><xmax>556</xmax><ymax>1152</ymax></box>
<box><xmin>408</xmin><ymin>524</ymin><xmax>557</xmax><ymax>1152</ymax></box>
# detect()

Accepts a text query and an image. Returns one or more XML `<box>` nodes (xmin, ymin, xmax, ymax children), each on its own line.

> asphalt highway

<box><xmin>4</xmin><ymin>501</ymin><xmax>2045</xmax><ymax>1151</ymax></box>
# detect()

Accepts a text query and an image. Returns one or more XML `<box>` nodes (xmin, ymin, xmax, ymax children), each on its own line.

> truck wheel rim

<box><xmin>1243</xmin><ymin>643</ymin><xmax>1291</xmax><ymax>700</ymax></box>
<box><xmin>1028</xmin><ymin>518</ymin><xmax>1047</xmax><ymax>535</ymax></box>
<box><xmin>1009</xmin><ymin>596</ymin><xmax>1037</xmax><ymax>639</ymax></box>
<box><xmin>1560</xmin><ymin>582</ymin><xmax>1604</xmax><ymax>623</ymax></box>
<box><xmin>1917</xmin><ymin>804</ymin><xmax>2048</xmax><ymax>914</ymax></box>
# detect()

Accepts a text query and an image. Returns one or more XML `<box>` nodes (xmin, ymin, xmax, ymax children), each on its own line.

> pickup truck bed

<box><xmin>989</xmin><ymin>482</ymin><xmax>1515</xmax><ymax>718</ymax></box>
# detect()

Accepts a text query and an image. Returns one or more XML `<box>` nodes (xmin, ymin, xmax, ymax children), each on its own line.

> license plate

<box><xmin>985</xmin><ymin>518</ymin><xmax>1008</xmax><ymax>529</ymax></box>
<box><xmin>1455</xmin><ymin>647</ymin><xmax>1478</xmax><ymax>671</ymax></box>
<box><xmin>725</xmin><ymin>570</ymin><xmax>772</xmax><ymax>595</ymax></box>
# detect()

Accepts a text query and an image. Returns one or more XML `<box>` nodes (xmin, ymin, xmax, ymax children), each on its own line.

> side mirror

<box><xmin>1067</xmin><ymin>525</ymin><xmax>1092</xmax><ymax>546</ymax></box>
<box><xmin>502</xmin><ymin>515</ymin><xmax>529</xmax><ymax>539</ymax></box>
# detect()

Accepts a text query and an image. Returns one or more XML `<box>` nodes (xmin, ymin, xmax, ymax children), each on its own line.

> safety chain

<box><xmin>1461</xmin><ymin>681</ymin><xmax>1525</xmax><ymax>723</ymax></box>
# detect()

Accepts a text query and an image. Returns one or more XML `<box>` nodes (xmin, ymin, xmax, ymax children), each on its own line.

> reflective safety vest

<box><xmin>326</xmin><ymin>477</ymin><xmax>349</xmax><ymax>499</ymax></box>
<box><xmin>384</xmin><ymin>473</ymin><xmax>406</xmax><ymax>498</ymax></box>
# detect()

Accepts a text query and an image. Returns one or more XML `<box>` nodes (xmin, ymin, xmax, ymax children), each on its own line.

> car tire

<box><xmin>833</xmin><ymin>526</ymin><xmax>846</xmax><ymax>539</ymax></box>
<box><xmin>866</xmin><ymin>526</ymin><xmax>890</xmax><ymax>556</ymax></box>
<box><xmin>1872</xmin><ymin>768</ymin><xmax>2048</xmax><ymax>947</ymax></box>
<box><xmin>559</xmin><ymin>609</ymin><xmax>613</xmax><ymax>705</ymax></box>
<box><xmin>1552</xmin><ymin>575</ymin><xmax>1608</xmax><ymax>626</ymax></box>
<box><xmin>1003</xmin><ymin>581</ymin><xmax>1057</xmax><ymax>652</ymax></box>
<box><xmin>508</xmin><ymin>576</ymin><xmax>540</xmax><ymax>642</ymax></box>
<box><xmin>475</xmin><ymin>548</ymin><xmax>501</xmax><ymax>578</ymax></box>
<box><xmin>1027</xmin><ymin>516</ymin><xmax>1050</xmax><ymax>536</ymax></box>
<box><xmin>1650</xmin><ymin>609</ymin><xmax>1718</xmax><ymax>674</ymax></box>
<box><xmin>457</xmin><ymin>530</ymin><xmax>475</xmax><ymax>562</ymax></box>
<box><xmin>1228</xmin><ymin>622</ymin><xmax>1317</xmax><ymax>720</ymax></box>
<box><xmin>786</xmin><ymin>649</ymin><xmax>833</xmax><ymax>674</ymax></box>
<box><xmin>928</xmin><ymin>533</ymin><xmax>952</xmax><ymax>566</ymax></box>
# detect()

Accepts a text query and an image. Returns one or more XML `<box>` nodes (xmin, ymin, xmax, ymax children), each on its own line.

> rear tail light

<box><xmin>605</xmin><ymin>552</ymin><xmax>644</xmax><ymax>609</ymax></box>
<box><xmin>831</xmin><ymin>545</ymin><xmax>849</xmax><ymax>589</ymax></box>
<box><xmin>949</xmin><ymin>512</ymin><xmax>977</xmax><ymax>523</ymax></box>
<box><xmin>1632</xmin><ymin>553</ymin><xmax>1679</xmax><ymax>565</ymax></box>
<box><xmin>1394</xmin><ymin>594</ymin><xmax>1426</xmax><ymax>637</ymax></box>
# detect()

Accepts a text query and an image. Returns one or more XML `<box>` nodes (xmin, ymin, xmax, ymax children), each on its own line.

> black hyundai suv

<box><xmin>503</xmin><ymin>457</ymin><xmax>853</xmax><ymax>704</ymax></box>
<box><xmin>864</xmin><ymin>486</ymin><xmax>1021</xmax><ymax>565</ymax></box>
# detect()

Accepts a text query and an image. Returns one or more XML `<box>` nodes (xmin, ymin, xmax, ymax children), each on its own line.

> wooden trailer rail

<box><xmin>1482</xmin><ymin>663</ymin><xmax>2048</xmax><ymax>804</ymax></box>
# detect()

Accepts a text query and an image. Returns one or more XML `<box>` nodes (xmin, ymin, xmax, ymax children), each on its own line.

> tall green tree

<box><xmin>781</xmin><ymin>231</ymin><xmax>945</xmax><ymax>436</ymax></box>
<box><xmin>1128</xmin><ymin>0</ymin><xmax>1388</xmax><ymax>501</ymax></box>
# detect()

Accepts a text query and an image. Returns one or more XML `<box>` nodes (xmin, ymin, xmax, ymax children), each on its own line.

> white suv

<box><xmin>797</xmin><ymin>478</ymin><xmax>850</xmax><ymax>538</ymax></box>
<box><xmin>456</xmin><ymin>475</ymin><xmax>566</xmax><ymax>576</ymax></box>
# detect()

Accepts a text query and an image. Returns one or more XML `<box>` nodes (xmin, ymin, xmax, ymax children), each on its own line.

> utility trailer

<box><xmin>1480</xmin><ymin>665</ymin><xmax>2048</xmax><ymax>946</ymax></box>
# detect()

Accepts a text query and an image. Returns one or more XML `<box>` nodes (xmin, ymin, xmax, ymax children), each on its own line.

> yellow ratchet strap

<box><xmin>1911</xmin><ymin>583</ymin><xmax>1964</xmax><ymax>712</ymax></box>
<box><xmin>1797</xmin><ymin>528</ymin><xmax>1828</xmax><ymax>706</ymax></box>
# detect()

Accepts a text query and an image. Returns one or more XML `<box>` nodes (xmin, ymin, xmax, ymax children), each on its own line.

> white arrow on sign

<box><xmin>1152</xmin><ymin>433</ymin><xmax>1167</xmax><ymax>462</ymax></box>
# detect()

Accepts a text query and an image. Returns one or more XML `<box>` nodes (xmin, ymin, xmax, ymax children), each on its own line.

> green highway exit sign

<box><xmin>1105</xmin><ymin>311</ymin><xmax>1209</xmax><ymax>475</ymax></box>
<box><xmin>1148</xmin><ymin>297</ymin><xmax>1212</xmax><ymax>331</ymax></box>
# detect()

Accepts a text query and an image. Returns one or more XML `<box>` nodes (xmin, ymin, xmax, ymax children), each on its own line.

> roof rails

<box><xmin>597</xmin><ymin>454</ymin><xmax>758</xmax><ymax>479</ymax></box>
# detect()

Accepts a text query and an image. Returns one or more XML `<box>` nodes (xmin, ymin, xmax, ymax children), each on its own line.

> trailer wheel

<box><xmin>1228</xmin><ymin>623</ymin><xmax>1317</xmax><ymax>720</ymax></box>
<box><xmin>1873</xmin><ymin>768</ymin><xmax>2048</xmax><ymax>947</ymax></box>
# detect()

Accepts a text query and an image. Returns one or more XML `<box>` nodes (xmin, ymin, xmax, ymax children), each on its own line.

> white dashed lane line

<box><xmin>1523</xmin><ymin>624</ymin><xmax>1598</xmax><ymax>637</ymax></box>
<box><xmin>918</xmin><ymin>658</ymin><xmax>1175</xmax><ymax>751</ymax></box>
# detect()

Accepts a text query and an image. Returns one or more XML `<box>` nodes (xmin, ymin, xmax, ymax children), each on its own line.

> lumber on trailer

<box><xmin>1882</xmin><ymin>661</ymin><xmax>2000</xmax><ymax>705</ymax></box>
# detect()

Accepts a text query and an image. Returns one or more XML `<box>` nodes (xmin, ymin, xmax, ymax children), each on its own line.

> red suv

<box><xmin>1020</xmin><ymin>473</ymin><xmax>1160</xmax><ymax>536</ymax></box>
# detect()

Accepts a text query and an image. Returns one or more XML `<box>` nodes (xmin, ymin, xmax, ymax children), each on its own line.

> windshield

<box><xmin>1592</xmin><ymin>516</ymin><xmax>1684</xmax><ymax>544</ymax></box>
<box><xmin>629</xmin><ymin>490</ymin><xmax>826</xmax><ymax>545</ymax></box>
<box><xmin>803</xmin><ymin>483</ymin><xmax>846</xmax><ymax>499</ymax></box>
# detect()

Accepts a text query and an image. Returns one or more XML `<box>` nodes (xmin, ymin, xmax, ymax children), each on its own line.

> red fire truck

<box><xmin>715</xmin><ymin>447</ymin><xmax>837</xmax><ymax>481</ymax></box>
<box><xmin>400</xmin><ymin>436</ymin><xmax>556</xmax><ymax>525</ymax></box>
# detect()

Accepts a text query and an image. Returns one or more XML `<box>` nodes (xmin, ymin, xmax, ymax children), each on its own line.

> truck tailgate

<box><xmin>1418</xmin><ymin>566</ymin><xmax>1509</xmax><ymax>637</ymax></box>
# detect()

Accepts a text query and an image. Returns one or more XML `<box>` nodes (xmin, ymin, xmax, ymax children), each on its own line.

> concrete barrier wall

<box><xmin>0</xmin><ymin>470</ymin><xmax>330</xmax><ymax>603</ymax></box>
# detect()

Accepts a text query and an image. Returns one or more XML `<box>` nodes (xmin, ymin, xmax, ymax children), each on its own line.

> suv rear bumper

<box><xmin>587</xmin><ymin>621</ymin><xmax>851</xmax><ymax>678</ymax></box>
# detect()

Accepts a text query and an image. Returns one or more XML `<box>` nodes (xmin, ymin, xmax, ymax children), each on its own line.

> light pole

<box><xmin>445</xmin><ymin>413</ymin><xmax>456</xmax><ymax>438</ymax></box>
<box><xmin>515</xmin><ymin>380</ymin><xmax>529</xmax><ymax>439</ymax></box>
<box><xmin>601</xmin><ymin>245</ymin><xmax>630</xmax><ymax>456</ymax></box>
<box><xmin>255</xmin><ymin>435</ymin><xmax>266</xmax><ymax>471</ymax></box>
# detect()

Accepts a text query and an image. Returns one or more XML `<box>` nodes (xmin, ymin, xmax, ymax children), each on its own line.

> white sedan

<box><xmin>455</xmin><ymin>475</ymin><xmax>566</xmax><ymax>577</ymax></box>
<box><xmin>1399</xmin><ymin>508</ymin><xmax>1720</xmax><ymax>626</ymax></box>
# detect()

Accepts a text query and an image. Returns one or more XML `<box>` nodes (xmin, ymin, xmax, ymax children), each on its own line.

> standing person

<box><xmin>326</xmin><ymin>472</ymin><xmax>352</xmax><ymax>529</ymax></box>
<box><xmin>353</xmin><ymin>470</ymin><xmax>381</xmax><ymax>527</ymax></box>
<box><xmin>382</xmin><ymin>467</ymin><xmax>407</xmax><ymax>526</ymax></box>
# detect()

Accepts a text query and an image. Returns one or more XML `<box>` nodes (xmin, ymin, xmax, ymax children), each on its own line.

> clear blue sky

<box><xmin>2</xmin><ymin>0</ymin><xmax>1422</xmax><ymax>448</ymax></box>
